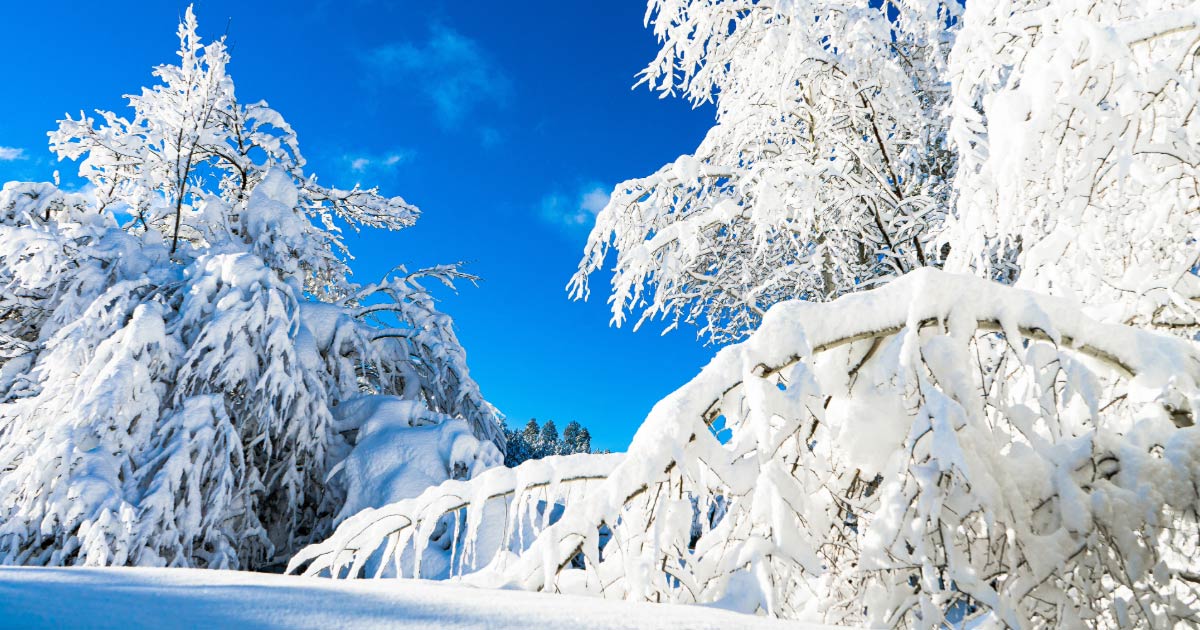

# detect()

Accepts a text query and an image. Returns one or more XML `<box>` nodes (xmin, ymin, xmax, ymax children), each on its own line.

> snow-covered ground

<box><xmin>0</xmin><ymin>567</ymin><xmax>829</xmax><ymax>629</ymax></box>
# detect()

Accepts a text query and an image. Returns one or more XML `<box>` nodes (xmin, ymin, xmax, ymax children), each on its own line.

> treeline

<box><xmin>502</xmin><ymin>419</ymin><xmax>607</xmax><ymax>467</ymax></box>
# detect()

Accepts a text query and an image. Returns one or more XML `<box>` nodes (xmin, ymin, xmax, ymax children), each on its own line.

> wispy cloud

<box><xmin>540</xmin><ymin>183</ymin><xmax>610</xmax><ymax>231</ymax></box>
<box><xmin>0</xmin><ymin>147</ymin><xmax>26</xmax><ymax>161</ymax></box>
<box><xmin>340</xmin><ymin>149</ymin><xmax>414</xmax><ymax>184</ymax></box>
<box><xmin>364</xmin><ymin>26</ymin><xmax>512</xmax><ymax>129</ymax></box>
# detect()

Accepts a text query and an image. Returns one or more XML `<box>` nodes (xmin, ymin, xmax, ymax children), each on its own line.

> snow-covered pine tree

<box><xmin>561</xmin><ymin>421</ymin><xmax>586</xmax><ymax>455</ymax></box>
<box><xmin>538</xmin><ymin>420</ymin><xmax>559</xmax><ymax>457</ymax></box>
<box><xmin>502</xmin><ymin>423</ymin><xmax>529</xmax><ymax>468</ymax></box>
<box><xmin>522</xmin><ymin>419</ymin><xmax>540</xmax><ymax>451</ymax></box>
<box><xmin>0</xmin><ymin>6</ymin><xmax>500</xmax><ymax>570</ymax></box>
<box><xmin>572</xmin><ymin>427</ymin><xmax>591</xmax><ymax>454</ymax></box>
<box><xmin>504</xmin><ymin>419</ymin><xmax>600</xmax><ymax>467</ymax></box>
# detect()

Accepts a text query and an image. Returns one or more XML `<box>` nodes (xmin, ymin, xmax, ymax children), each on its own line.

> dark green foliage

<box><xmin>502</xmin><ymin>418</ymin><xmax>605</xmax><ymax>467</ymax></box>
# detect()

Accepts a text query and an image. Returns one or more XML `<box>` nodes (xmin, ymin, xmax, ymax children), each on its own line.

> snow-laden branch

<box><xmin>945</xmin><ymin>0</ymin><xmax>1200</xmax><ymax>334</ymax></box>
<box><xmin>289</xmin><ymin>453</ymin><xmax>623</xmax><ymax>579</ymax></box>
<box><xmin>571</xmin><ymin>0</ymin><xmax>960</xmax><ymax>344</ymax></box>
<box><xmin>305</xmin><ymin>269</ymin><xmax>1200</xmax><ymax>628</ymax></box>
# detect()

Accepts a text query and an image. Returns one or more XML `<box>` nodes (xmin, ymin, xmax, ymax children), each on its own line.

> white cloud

<box><xmin>580</xmin><ymin>188</ymin><xmax>609</xmax><ymax>216</ymax></box>
<box><xmin>0</xmin><ymin>147</ymin><xmax>26</xmax><ymax>161</ymax></box>
<box><xmin>364</xmin><ymin>26</ymin><xmax>512</xmax><ymax>129</ymax></box>
<box><xmin>540</xmin><ymin>183</ymin><xmax>610</xmax><ymax>230</ymax></box>
<box><xmin>343</xmin><ymin>149</ymin><xmax>414</xmax><ymax>181</ymax></box>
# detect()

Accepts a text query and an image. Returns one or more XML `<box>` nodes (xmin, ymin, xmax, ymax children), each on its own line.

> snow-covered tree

<box><xmin>573</xmin><ymin>0</ymin><xmax>1200</xmax><ymax>345</ymax></box>
<box><xmin>0</xmin><ymin>7</ymin><xmax>500</xmax><ymax>570</ymax></box>
<box><xmin>519</xmin><ymin>420</ymin><xmax>541</xmax><ymax>461</ymax></box>
<box><xmin>294</xmin><ymin>3</ymin><xmax>1200</xmax><ymax>627</ymax></box>
<box><xmin>504</xmin><ymin>419</ymin><xmax>601</xmax><ymax>467</ymax></box>
<box><xmin>943</xmin><ymin>0</ymin><xmax>1200</xmax><ymax>335</ymax></box>
<box><xmin>570</xmin><ymin>0</ymin><xmax>961</xmax><ymax>343</ymax></box>
<box><xmin>49</xmin><ymin>7</ymin><xmax>416</xmax><ymax>297</ymax></box>
<box><xmin>561</xmin><ymin>421</ymin><xmax>590</xmax><ymax>455</ymax></box>
<box><xmin>538</xmin><ymin>420</ymin><xmax>559</xmax><ymax>455</ymax></box>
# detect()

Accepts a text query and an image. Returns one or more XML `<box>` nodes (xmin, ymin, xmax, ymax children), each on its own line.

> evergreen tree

<box><xmin>522</xmin><ymin>419</ymin><xmax>540</xmax><ymax>450</ymax></box>
<box><xmin>503</xmin><ymin>418</ymin><xmax>602</xmax><ymax>467</ymax></box>
<box><xmin>573</xmin><ymin>427</ymin><xmax>591</xmax><ymax>454</ymax></box>
<box><xmin>538</xmin><ymin>420</ymin><xmax>559</xmax><ymax>457</ymax></box>
<box><xmin>561</xmin><ymin>421</ymin><xmax>580</xmax><ymax>451</ymax></box>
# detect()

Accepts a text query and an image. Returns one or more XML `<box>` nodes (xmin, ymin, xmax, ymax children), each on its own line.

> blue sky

<box><xmin>0</xmin><ymin>1</ymin><xmax>719</xmax><ymax>451</ymax></box>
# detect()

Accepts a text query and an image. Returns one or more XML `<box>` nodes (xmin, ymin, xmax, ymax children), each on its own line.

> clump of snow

<box><xmin>334</xmin><ymin>398</ymin><xmax>502</xmax><ymax>523</ymax></box>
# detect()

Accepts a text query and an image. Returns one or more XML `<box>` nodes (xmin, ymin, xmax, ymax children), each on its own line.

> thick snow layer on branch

<box><xmin>303</xmin><ymin>269</ymin><xmax>1200</xmax><ymax>628</ymax></box>
<box><xmin>333</xmin><ymin>397</ymin><xmax>502</xmax><ymax>524</ymax></box>
<box><xmin>291</xmin><ymin>452</ymin><xmax>623</xmax><ymax>580</ymax></box>
<box><xmin>945</xmin><ymin>0</ymin><xmax>1200</xmax><ymax>333</ymax></box>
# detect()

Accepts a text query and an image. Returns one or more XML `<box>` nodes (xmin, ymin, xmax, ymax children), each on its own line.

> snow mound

<box><xmin>333</xmin><ymin>396</ymin><xmax>502</xmax><ymax>524</ymax></box>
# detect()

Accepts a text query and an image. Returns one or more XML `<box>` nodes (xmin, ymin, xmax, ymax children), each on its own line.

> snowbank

<box><xmin>0</xmin><ymin>567</ymin><xmax>832</xmax><ymax>630</ymax></box>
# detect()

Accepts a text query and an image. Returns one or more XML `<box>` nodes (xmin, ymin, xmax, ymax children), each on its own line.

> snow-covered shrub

<box><xmin>0</xmin><ymin>7</ymin><xmax>500</xmax><ymax>570</ymax></box>
<box><xmin>295</xmin><ymin>269</ymin><xmax>1200</xmax><ymax>628</ymax></box>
